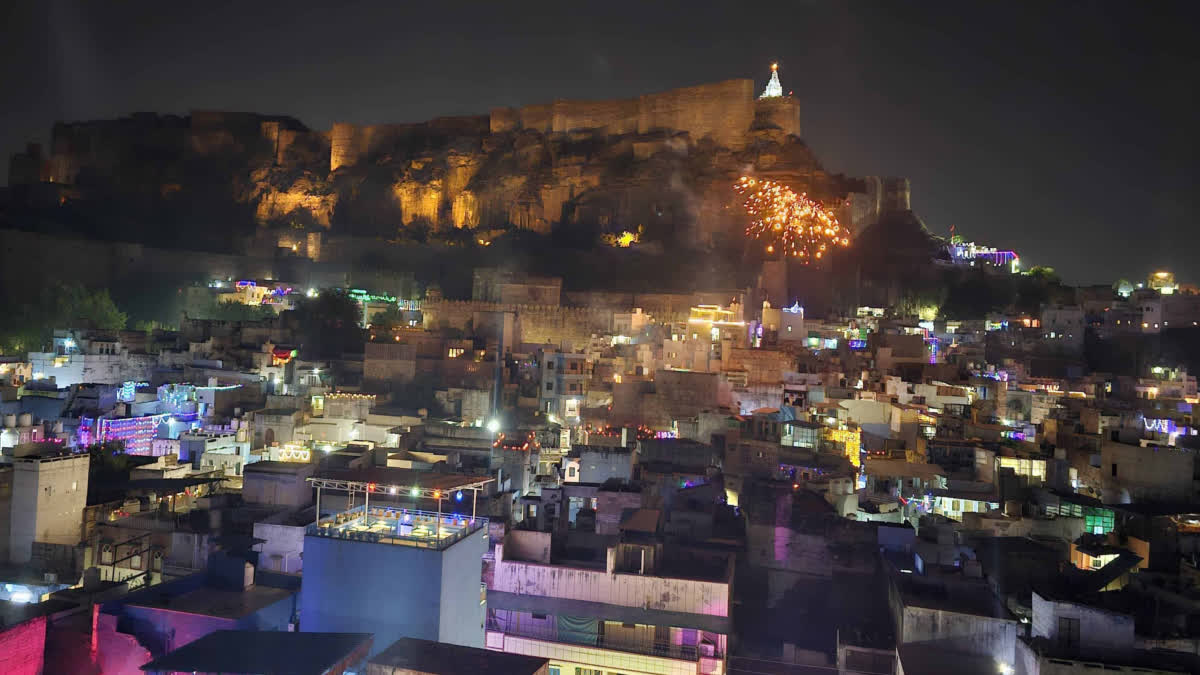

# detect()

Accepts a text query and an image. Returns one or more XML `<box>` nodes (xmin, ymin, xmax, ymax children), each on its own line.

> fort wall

<box><xmin>754</xmin><ymin>97</ymin><xmax>802</xmax><ymax>137</ymax></box>
<box><xmin>488</xmin><ymin>79</ymin><xmax>757</xmax><ymax>151</ymax></box>
<box><xmin>421</xmin><ymin>299</ymin><xmax>616</xmax><ymax>346</ymax></box>
<box><xmin>329</xmin><ymin>116</ymin><xmax>489</xmax><ymax>172</ymax></box>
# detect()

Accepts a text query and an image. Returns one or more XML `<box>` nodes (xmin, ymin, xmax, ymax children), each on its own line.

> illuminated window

<box><xmin>448</xmin><ymin>348</ymin><xmax>465</xmax><ymax>358</ymax></box>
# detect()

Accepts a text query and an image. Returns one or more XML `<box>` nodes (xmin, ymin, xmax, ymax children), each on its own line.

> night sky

<box><xmin>2</xmin><ymin>0</ymin><xmax>1196</xmax><ymax>285</ymax></box>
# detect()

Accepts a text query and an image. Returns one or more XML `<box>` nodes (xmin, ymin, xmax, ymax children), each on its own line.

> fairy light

<box><xmin>735</xmin><ymin>176</ymin><xmax>850</xmax><ymax>263</ymax></box>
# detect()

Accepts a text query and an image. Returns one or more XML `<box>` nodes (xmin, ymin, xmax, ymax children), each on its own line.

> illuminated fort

<box><xmin>10</xmin><ymin>67</ymin><xmax>909</xmax><ymax>249</ymax></box>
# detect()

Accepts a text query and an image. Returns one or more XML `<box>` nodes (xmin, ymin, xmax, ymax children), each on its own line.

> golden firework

<box><xmin>735</xmin><ymin>176</ymin><xmax>850</xmax><ymax>262</ymax></box>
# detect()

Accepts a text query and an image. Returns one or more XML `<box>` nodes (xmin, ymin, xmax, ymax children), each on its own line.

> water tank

<box><xmin>3</xmin><ymin>414</ymin><xmax>16</xmax><ymax>429</ymax></box>
<box><xmin>17</xmin><ymin>413</ymin><xmax>32</xmax><ymax>427</ymax></box>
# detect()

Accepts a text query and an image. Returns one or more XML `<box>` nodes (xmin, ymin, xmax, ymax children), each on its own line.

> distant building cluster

<box><xmin>0</xmin><ymin>255</ymin><xmax>1194</xmax><ymax>675</ymax></box>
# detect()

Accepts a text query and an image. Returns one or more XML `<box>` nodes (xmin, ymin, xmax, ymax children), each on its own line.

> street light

<box><xmin>486</xmin><ymin>418</ymin><xmax>500</xmax><ymax>433</ymax></box>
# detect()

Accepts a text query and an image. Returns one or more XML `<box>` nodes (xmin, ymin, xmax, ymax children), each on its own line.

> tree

<box><xmin>46</xmin><ymin>282</ymin><xmax>127</xmax><ymax>331</ymax></box>
<box><xmin>369</xmin><ymin>304</ymin><xmax>406</xmax><ymax>331</ymax></box>
<box><xmin>192</xmin><ymin>297</ymin><xmax>276</xmax><ymax>322</ymax></box>
<box><xmin>292</xmin><ymin>289</ymin><xmax>366</xmax><ymax>358</ymax></box>
<box><xmin>1024</xmin><ymin>266</ymin><xmax>1060</xmax><ymax>284</ymax></box>
<box><xmin>0</xmin><ymin>282</ymin><xmax>128</xmax><ymax>355</ymax></box>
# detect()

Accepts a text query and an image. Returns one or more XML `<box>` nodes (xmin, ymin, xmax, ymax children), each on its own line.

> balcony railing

<box><xmin>486</xmin><ymin>616</ymin><xmax>720</xmax><ymax>663</ymax></box>
<box><xmin>306</xmin><ymin>505</ymin><xmax>487</xmax><ymax>551</ymax></box>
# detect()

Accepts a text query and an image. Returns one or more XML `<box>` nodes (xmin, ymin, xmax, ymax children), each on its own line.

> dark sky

<box><xmin>2</xmin><ymin>0</ymin><xmax>1196</xmax><ymax>285</ymax></box>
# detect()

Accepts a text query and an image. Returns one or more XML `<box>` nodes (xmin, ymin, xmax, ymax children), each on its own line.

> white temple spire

<box><xmin>760</xmin><ymin>62</ymin><xmax>783</xmax><ymax>99</ymax></box>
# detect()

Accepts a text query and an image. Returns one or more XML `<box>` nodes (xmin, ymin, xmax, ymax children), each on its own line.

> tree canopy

<box><xmin>0</xmin><ymin>282</ymin><xmax>127</xmax><ymax>354</ymax></box>
<box><xmin>292</xmin><ymin>289</ymin><xmax>366</xmax><ymax>358</ymax></box>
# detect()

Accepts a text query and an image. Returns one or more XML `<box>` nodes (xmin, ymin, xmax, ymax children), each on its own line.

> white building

<box><xmin>181</xmin><ymin>431</ymin><xmax>252</xmax><ymax>475</ymax></box>
<box><xmin>7</xmin><ymin>446</ymin><xmax>89</xmax><ymax>564</ymax></box>
<box><xmin>487</xmin><ymin>531</ymin><xmax>733</xmax><ymax>675</ymax></box>
<box><xmin>28</xmin><ymin>333</ymin><xmax>154</xmax><ymax>388</ymax></box>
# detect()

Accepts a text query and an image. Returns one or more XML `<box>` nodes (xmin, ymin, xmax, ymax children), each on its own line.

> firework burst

<box><xmin>735</xmin><ymin>176</ymin><xmax>850</xmax><ymax>261</ymax></box>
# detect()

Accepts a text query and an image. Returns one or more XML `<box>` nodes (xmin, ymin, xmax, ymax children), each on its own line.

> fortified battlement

<box><xmin>330</xmin><ymin>116</ymin><xmax>490</xmax><ymax>171</ymax></box>
<box><xmin>12</xmin><ymin>67</ymin><xmax>891</xmax><ymax>247</ymax></box>
<box><xmin>490</xmin><ymin>79</ymin><xmax>758</xmax><ymax>151</ymax></box>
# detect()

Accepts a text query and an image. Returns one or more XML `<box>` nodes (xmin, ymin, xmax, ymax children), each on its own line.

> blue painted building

<box><xmin>299</xmin><ymin>506</ymin><xmax>489</xmax><ymax>657</ymax></box>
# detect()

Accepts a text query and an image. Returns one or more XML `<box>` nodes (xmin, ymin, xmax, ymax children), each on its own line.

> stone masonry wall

<box><xmin>490</xmin><ymin>79</ymin><xmax>756</xmax><ymax>150</ymax></box>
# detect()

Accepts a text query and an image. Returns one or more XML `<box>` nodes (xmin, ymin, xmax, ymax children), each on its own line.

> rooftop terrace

<box><xmin>306</xmin><ymin>505</ymin><xmax>486</xmax><ymax>551</ymax></box>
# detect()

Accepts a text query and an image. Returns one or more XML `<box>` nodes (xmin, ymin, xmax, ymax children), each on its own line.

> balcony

<box><xmin>486</xmin><ymin>615</ymin><xmax>723</xmax><ymax>664</ymax></box>
<box><xmin>306</xmin><ymin>505</ymin><xmax>487</xmax><ymax>551</ymax></box>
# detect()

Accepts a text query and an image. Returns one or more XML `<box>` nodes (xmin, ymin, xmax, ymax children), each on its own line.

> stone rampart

<box><xmin>422</xmin><ymin>299</ymin><xmax>615</xmax><ymax>345</ymax></box>
<box><xmin>329</xmin><ymin>116</ymin><xmax>489</xmax><ymax>172</ymax></box>
<box><xmin>496</xmin><ymin>79</ymin><xmax>756</xmax><ymax>150</ymax></box>
<box><xmin>754</xmin><ymin>97</ymin><xmax>802</xmax><ymax>137</ymax></box>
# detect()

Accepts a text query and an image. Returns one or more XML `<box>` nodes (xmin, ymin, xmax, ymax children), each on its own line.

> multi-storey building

<box><xmin>299</xmin><ymin>472</ymin><xmax>493</xmax><ymax>658</ymax></box>
<box><xmin>539</xmin><ymin>349</ymin><xmax>587</xmax><ymax>420</ymax></box>
<box><xmin>6</xmin><ymin>444</ymin><xmax>89</xmax><ymax>564</ymax></box>
<box><xmin>486</xmin><ymin>530</ymin><xmax>733</xmax><ymax>675</ymax></box>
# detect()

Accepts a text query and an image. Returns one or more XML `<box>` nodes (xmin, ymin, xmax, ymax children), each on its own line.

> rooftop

<box><xmin>256</xmin><ymin>408</ymin><xmax>302</xmax><ymax>416</ymax></box>
<box><xmin>128</xmin><ymin>584</ymin><xmax>294</xmax><ymax>619</ymax></box>
<box><xmin>139</xmin><ymin>630</ymin><xmax>372</xmax><ymax>674</ymax></box>
<box><xmin>369</xmin><ymin>636</ymin><xmax>548</xmax><ymax>675</ymax></box>
<box><xmin>894</xmin><ymin>572</ymin><xmax>1014</xmax><ymax>621</ymax></box>
<box><xmin>1022</xmin><ymin>636</ymin><xmax>1200</xmax><ymax>673</ymax></box>
<box><xmin>308</xmin><ymin>505</ymin><xmax>486</xmax><ymax>551</ymax></box>
<box><xmin>244</xmin><ymin>460</ymin><xmax>314</xmax><ymax>475</ymax></box>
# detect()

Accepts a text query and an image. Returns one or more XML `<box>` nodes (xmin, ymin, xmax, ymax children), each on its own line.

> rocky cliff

<box><xmin>8</xmin><ymin>78</ymin><xmax>887</xmax><ymax>252</ymax></box>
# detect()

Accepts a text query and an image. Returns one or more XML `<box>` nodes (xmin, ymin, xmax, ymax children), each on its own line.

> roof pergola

<box><xmin>307</xmin><ymin>468</ymin><xmax>494</xmax><ymax>522</ymax></box>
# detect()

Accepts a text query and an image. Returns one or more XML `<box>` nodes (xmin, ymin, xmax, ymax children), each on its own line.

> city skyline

<box><xmin>3</xmin><ymin>0</ymin><xmax>1197</xmax><ymax>284</ymax></box>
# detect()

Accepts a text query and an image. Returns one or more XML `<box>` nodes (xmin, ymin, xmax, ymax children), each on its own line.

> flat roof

<box><xmin>139</xmin><ymin>630</ymin><xmax>372</xmax><ymax>674</ymax></box>
<box><xmin>369</xmin><ymin>636</ymin><xmax>548</xmax><ymax>675</ymax></box>
<box><xmin>128</xmin><ymin>584</ymin><xmax>294</xmax><ymax>620</ymax></box>
<box><xmin>863</xmin><ymin>458</ymin><xmax>945</xmax><ymax>480</ymax></box>
<box><xmin>256</xmin><ymin>408</ymin><xmax>301</xmax><ymax>416</ymax></box>
<box><xmin>245</xmin><ymin>460</ymin><xmax>313</xmax><ymax>474</ymax></box>
<box><xmin>894</xmin><ymin>573</ymin><xmax>1014</xmax><ymax>621</ymax></box>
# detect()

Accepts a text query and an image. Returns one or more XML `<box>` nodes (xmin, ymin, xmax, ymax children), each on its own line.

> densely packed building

<box><xmin>0</xmin><ymin>257</ymin><xmax>1196</xmax><ymax>675</ymax></box>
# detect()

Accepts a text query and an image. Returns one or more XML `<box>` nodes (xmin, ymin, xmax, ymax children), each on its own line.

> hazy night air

<box><xmin>0</xmin><ymin>3</ymin><xmax>1199</xmax><ymax>675</ymax></box>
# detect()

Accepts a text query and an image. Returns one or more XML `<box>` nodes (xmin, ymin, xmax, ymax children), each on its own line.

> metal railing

<box><xmin>486</xmin><ymin>616</ymin><xmax>719</xmax><ymax>663</ymax></box>
<box><xmin>306</xmin><ymin>505</ymin><xmax>487</xmax><ymax>551</ymax></box>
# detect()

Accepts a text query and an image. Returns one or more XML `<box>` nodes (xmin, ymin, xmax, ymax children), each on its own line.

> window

<box><xmin>448</xmin><ymin>348</ymin><xmax>464</xmax><ymax>358</ymax></box>
<box><xmin>1111</xmin><ymin>463</ymin><xmax>1118</xmax><ymax>477</ymax></box>
<box><xmin>547</xmin><ymin>361</ymin><xmax>555</xmax><ymax>371</ymax></box>
<box><xmin>532</xmin><ymin>613</ymin><xmax>547</xmax><ymax>620</ymax></box>
<box><xmin>568</xmin><ymin>467</ymin><xmax>576</xmax><ymax>478</ymax></box>
<box><xmin>576</xmin><ymin>669</ymin><xmax>602</xmax><ymax>675</ymax></box>
<box><xmin>1058</xmin><ymin>617</ymin><xmax>1080</xmax><ymax>648</ymax></box>
<box><xmin>546</xmin><ymin>382</ymin><xmax>553</xmax><ymax>392</ymax></box>
<box><xmin>549</xmin><ymin>668</ymin><xmax>561</xmax><ymax>675</ymax></box>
